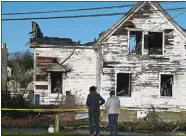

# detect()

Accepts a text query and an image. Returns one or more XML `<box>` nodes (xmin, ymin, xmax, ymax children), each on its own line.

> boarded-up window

<box><xmin>36</xmin><ymin>75</ymin><xmax>48</xmax><ymax>81</ymax></box>
<box><xmin>116</xmin><ymin>73</ymin><xmax>131</xmax><ymax>97</ymax></box>
<box><xmin>160</xmin><ymin>74</ymin><xmax>173</xmax><ymax>97</ymax></box>
<box><xmin>36</xmin><ymin>57</ymin><xmax>53</xmax><ymax>63</ymax></box>
<box><xmin>35</xmin><ymin>57</ymin><xmax>53</xmax><ymax>67</ymax></box>
<box><xmin>36</xmin><ymin>85</ymin><xmax>48</xmax><ymax>90</ymax></box>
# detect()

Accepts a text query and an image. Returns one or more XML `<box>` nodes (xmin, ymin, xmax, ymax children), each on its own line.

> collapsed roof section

<box><xmin>29</xmin><ymin>21</ymin><xmax>77</xmax><ymax>46</ymax></box>
<box><xmin>29</xmin><ymin>21</ymin><xmax>96</xmax><ymax>46</ymax></box>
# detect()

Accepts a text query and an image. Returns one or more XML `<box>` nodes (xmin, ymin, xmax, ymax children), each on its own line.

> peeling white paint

<box><xmin>99</xmin><ymin>3</ymin><xmax>186</xmax><ymax>111</ymax></box>
<box><xmin>33</xmin><ymin>47</ymin><xmax>96</xmax><ymax>105</ymax></box>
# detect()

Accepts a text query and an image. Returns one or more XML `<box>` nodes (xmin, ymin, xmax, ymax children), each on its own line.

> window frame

<box><xmin>148</xmin><ymin>31</ymin><xmax>165</xmax><ymax>56</ymax></box>
<box><xmin>127</xmin><ymin>29</ymin><xmax>143</xmax><ymax>55</ymax></box>
<box><xmin>127</xmin><ymin>30</ymin><xmax>165</xmax><ymax>56</ymax></box>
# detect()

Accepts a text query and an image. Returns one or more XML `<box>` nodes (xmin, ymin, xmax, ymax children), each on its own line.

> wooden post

<box><xmin>55</xmin><ymin>114</ymin><xmax>59</xmax><ymax>133</ymax></box>
<box><xmin>29</xmin><ymin>90</ymin><xmax>34</xmax><ymax>107</ymax></box>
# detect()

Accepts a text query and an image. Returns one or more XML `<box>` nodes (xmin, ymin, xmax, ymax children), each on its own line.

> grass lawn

<box><xmin>2</xmin><ymin>131</ymin><xmax>186</xmax><ymax>136</ymax></box>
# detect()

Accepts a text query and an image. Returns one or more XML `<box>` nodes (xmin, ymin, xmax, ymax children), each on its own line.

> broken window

<box><xmin>51</xmin><ymin>72</ymin><xmax>62</xmax><ymax>93</ymax></box>
<box><xmin>129</xmin><ymin>31</ymin><xmax>142</xmax><ymax>54</ymax></box>
<box><xmin>148</xmin><ymin>32</ymin><xmax>163</xmax><ymax>55</ymax></box>
<box><xmin>160</xmin><ymin>74</ymin><xmax>173</xmax><ymax>97</ymax></box>
<box><xmin>116</xmin><ymin>73</ymin><xmax>131</xmax><ymax>97</ymax></box>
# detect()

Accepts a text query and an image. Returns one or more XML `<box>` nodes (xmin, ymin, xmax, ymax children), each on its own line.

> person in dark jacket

<box><xmin>86</xmin><ymin>86</ymin><xmax>105</xmax><ymax>136</ymax></box>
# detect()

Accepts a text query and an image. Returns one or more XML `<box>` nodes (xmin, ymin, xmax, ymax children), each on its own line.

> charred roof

<box><xmin>29</xmin><ymin>22</ymin><xmax>78</xmax><ymax>46</ymax></box>
<box><xmin>29</xmin><ymin>22</ymin><xmax>96</xmax><ymax>46</ymax></box>
<box><xmin>30</xmin><ymin>36</ymin><xmax>77</xmax><ymax>46</ymax></box>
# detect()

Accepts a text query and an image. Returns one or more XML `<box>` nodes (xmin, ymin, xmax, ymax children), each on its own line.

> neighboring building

<box><xmin>29</xmin><ymin>2</ymin><xmax>186</xmax><ymax>110</ymax></box>
<box><xmin>7</xmin><ymin>69</ymin><xmax>33</xmax><ymax>91</ymax></box>
<box><xmin>7</xmin><ymin>66</ymin><xmax>12</xmax><ymax>77</ymax></box>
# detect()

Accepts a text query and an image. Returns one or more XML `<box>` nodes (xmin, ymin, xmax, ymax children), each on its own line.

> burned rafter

<box><xmin>29</xmin><ymin>21</ymin><xmax>43</xmax><ymax>39</ymax></box>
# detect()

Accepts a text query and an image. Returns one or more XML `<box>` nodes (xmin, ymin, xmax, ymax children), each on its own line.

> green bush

<box><xmin>2</xmin><ymin>93</ymin><xmax>29</xmax><ymax>109</ymax></box>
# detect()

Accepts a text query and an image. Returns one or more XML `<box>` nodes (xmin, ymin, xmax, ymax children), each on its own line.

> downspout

<box><xmin>59</xmin><ymin>41</ymin><xmax>79</xmax><ymax>65</ymax></box>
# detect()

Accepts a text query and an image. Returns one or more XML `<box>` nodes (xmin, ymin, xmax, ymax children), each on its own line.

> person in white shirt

<box><xmin>106</xmin><ymin>90</ymin><xmax>120</xmax><ymax>136</ymax></box>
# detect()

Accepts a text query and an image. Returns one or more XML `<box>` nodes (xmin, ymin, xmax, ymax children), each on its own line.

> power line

<box><xmin>2</xmin><ymin>7</ymin><xmax>186</xmax><ymax>21</ymax></box>
<box><xmin>2</xmin><ymin>1</ymin><xmax>186</xmax><ymax>16</ymax></box>
<box><xmin>149</xmin><ymin>10</ymin><xmax>186</xmax><ymax>31</ymax></box>
<box><xmin>2</xmin><ymin>3</ymin><xmax>136</xmax><ymax>16</ymax></box>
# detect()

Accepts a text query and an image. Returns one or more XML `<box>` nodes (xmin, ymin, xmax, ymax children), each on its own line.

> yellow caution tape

<box><xmin>2</xmin><ymin>106</ymin><xmax>186</xmax><ymax>113</ymax></box>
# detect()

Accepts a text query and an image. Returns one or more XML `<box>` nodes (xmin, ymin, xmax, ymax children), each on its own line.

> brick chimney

<box><xmin>1</xmin><ymin>43</ymin><xmax>8</xmax><ymax>93</ymax></box>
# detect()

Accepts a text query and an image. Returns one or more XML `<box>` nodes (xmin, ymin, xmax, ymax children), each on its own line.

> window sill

<box><xmin>160</xmin><ymin>96</ymin><xmax>173</xmax><ymax>98</ymax></box>
<box><xmin>149</xmin><ymin>54</ymin><xmax>164</xmax><ymax>57</ymax></box>
<box><xmin>117</xmin><ymin>96</ymin><xmax>131</xmax><ymax>97</ymax></box>
<box><xmin>149</xmin><ymin>55</ymin><xmax>169</xmax><ymax>59</ymax></box>
<box><xmin>50</xmin><ymin>93</ymin><xmax>62</xmax><ymax>95</ymax></box>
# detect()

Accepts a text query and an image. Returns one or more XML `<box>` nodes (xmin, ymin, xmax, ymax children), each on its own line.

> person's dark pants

<box><xmin>108</xmin><ymin>114</ymin><xmax>119</xmax><ymax>136</ymax></box>
<box><xmin>89</xmin><ymin>111</ymin><xmax>100</xmax><ymax>135</ymax></box>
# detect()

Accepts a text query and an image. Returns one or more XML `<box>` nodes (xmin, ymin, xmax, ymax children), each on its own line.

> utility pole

<box><xmin>1</xmin><ymin>43</ymin><xmax>8</xmax><ymax>96</ymax></box>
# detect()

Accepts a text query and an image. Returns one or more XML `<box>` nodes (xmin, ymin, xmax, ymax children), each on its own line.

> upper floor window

<box><xmin>148</xmin><ymin>32</ymin><xmax>163</xmax><ymax>55</ymax></box>
<box><xmin>129</xmin><ymin>31</ymin><xmax>142</xmax><ymax>54</ymax></box>
<box><xmin>128</xmin><ymin>30</ymin><xmax>164</xmax><ymax>56</ymax></box>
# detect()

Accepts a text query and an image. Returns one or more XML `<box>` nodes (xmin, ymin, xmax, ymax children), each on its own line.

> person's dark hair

<box><xmin>90</xmin><ymin>86</ymin><xmax>96</xmax><ymax>92</ymax></box>
<box><xmin>110</xmin><ymin>90</ymin><xmax>115</xmax><ymax>96</ymax></box>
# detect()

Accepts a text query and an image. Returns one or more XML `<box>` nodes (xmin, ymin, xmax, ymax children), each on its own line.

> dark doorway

<box><xmin>117</xmin><ymin>73</ymin><xmax>131</xmax><ymax>96</ymax></box>
<box><xmin>51</xmin><ymin>72</ymin><xmax>62</xmax><ymax>93</ymax></box>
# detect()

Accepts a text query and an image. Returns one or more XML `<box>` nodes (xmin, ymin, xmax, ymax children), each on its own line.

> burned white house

<box><xmin>29</xmin><ymin>22</ymin><xmax>97</xmax><ymax>105</ymax></box>
<box><xmin>30</xmin><ymin>1</ymin><xmax>186</xmax><ymax>110</ymax></box>
<box><xmin>95</xmin><ymin>1</ymin><xmax>186</xmax><ymax>110</ymax></box>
